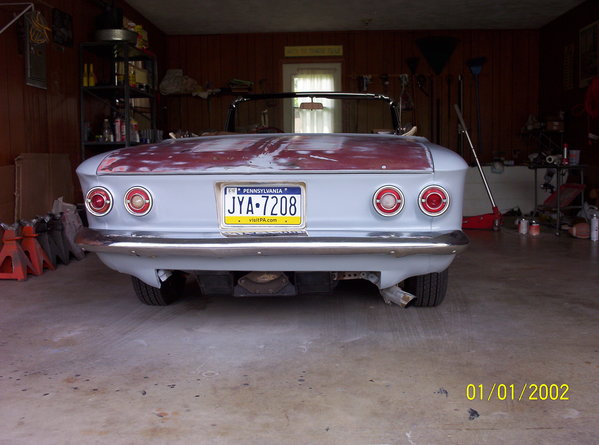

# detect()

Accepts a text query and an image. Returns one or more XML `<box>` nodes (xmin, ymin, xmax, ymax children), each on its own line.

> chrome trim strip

<box><xmin>76</xmin><ymin>228</ymin><xmax>469</xmax><ymax>258</ymax></box>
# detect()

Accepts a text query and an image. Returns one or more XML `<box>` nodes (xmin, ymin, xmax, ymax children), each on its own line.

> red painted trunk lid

<box><xmin>97</xmin><ymin>134</ymin><xmax>433</xmax><ymax>174</ymax></box>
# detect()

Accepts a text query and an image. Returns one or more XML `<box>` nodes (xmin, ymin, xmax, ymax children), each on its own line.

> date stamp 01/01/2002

<box><xmin>466</xmin><ymin>384</ymin><xmax>570</xmax><ymax>401</ymax></box>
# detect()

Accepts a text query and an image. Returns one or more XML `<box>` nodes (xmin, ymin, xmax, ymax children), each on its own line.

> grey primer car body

<box><xmin>76</xmin><ymin>93</ymin><xmax>469</xmax><ymax>307</ymax></box>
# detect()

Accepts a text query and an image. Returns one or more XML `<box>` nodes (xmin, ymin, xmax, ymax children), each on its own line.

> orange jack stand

<box><xmin>21</xmin><ymin>224</ymin><xmax>56</xmax><ymax>276</ymax></box>
<box><xmin>0</xmin><ymin>225</ymin><xmax>33</xmax><ymax>281</ymax></box>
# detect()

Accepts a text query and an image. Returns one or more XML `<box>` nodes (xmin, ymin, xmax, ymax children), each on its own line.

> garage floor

<box><xmin>0</xmin><ymin>229</ymin><xmax>598</xmax><ymax>445</ymax></box>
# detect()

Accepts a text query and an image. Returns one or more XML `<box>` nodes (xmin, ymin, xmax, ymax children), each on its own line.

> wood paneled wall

<box><xmin>166</xmin><ymin>30</ymin><xmax>539</xmax><ymax>164</ymax></box>
<box><xmin>0</xmin><ymin>0</ymin><xmax>165</xmax><ymax>220</ymax></box>
<box><xmin>540</xmin><ymin>0</ymin><xmax>599</xmax><ymax>190</ymax></box>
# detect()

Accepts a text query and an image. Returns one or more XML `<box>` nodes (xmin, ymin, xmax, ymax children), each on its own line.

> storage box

<box><xmin>14</xmin><ymin>153</ymin><xmax>74</xmax><ymax>220</ymax></box>
<box><xmin>0</xmin><ymin>165</ymin><xmax>15</xmax><ymax>223</ymax></box>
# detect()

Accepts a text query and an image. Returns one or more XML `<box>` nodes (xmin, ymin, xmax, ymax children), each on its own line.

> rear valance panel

<box><xmin>96</xmin><ymin>134</ymin><xmax>433</xmax><ymax>174</ymax></box>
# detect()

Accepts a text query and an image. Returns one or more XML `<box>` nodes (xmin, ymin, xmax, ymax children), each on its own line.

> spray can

<box><xmin>529</xmin><ymin>219</ymin><xmax>540</xmax><ymax>236</ymax></box>
<box><xmin>114</xmin><ymin>115</ymin><xmax>122</xmax><ymax>142</ymax></box>
<box><xmin>518</xmin><ymin>218</ymin><xmax>529</xmax><ymax>235</ymax></box>
<box><xmin>591</xmin><ymin>214</ymin><xmax>599</xmax><ymax>242</ymax></box>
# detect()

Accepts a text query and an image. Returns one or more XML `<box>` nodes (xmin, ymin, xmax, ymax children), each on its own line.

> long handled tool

<box><xmin>454</xmin><ymin>104</ymin><xmax>502</xmax><ymax>230</ymax></box>
<box><xmin>467</xmin><ymin>57</ymin><xmax>486</xmax><ymax>153</ymax></box>
<box><xmin>456</xmin><ymin>74</ymin><xmax>464</xmax><ymax>157</ymax></box>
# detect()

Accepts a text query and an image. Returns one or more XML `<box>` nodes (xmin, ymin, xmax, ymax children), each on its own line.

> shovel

<box><xmin>454</xmin><ymin>104</ymin><xmax>502</xmax><ymax>230</ymax></box>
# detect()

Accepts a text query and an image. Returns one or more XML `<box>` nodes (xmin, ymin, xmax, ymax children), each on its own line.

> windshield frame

<box><xmin>225</xmin><ymin>92</ymin><xmax>401</xmax><ymax>134</ymax></box>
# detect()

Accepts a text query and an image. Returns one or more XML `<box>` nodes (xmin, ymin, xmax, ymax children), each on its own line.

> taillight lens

<box><xmin>373</xmin><ymin>186</ymin><xmax>404</xmax><ymax>216</ymax></box>
<box><xmin>419</xmin><ymin>185</ymin><xmax>450</xmax><ymax>216</ymax></box>
<box><xmin>124</xmin><ymin>186</ymin><xmax>153</xmax><ymax>216</ymax></box>
<box><xmin>85</xmin><ymin>187</ymin><xmax>113</xmax><ymax>216</ymax></box>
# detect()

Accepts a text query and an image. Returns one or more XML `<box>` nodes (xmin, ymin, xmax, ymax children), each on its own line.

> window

<box><xmin>283</xmin><ymin>63</ymin><xmax>341</xmax><ymax>132</ymax></box>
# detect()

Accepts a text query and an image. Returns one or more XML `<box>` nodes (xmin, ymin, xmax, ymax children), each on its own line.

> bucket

<box><xmin>568</xmin><ymin>150</ymin><xmax>581</xmax><ymax>165</ymax></box>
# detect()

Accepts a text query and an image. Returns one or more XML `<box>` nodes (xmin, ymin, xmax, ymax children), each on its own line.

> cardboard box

<box><xmin>15</xmin><ymin>153</ymin><xmax>74</xmax><ymax>220</ymax></box>
<box><xmin>0</xmin><ymin>165</ymin><xmax>15</xmax><ymax>223</ymax></box>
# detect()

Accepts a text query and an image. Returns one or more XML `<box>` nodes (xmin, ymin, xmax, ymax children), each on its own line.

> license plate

<box><xmin>222</xmin><ymin>184</ymin><xmax>305</xmax><ymax>227</ymax></box>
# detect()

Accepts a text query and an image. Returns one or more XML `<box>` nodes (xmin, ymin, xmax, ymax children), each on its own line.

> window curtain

<box><xmin>292</xmin><ymin>68</ymin><xmax>336</xmax><ymax>133</ymax></box>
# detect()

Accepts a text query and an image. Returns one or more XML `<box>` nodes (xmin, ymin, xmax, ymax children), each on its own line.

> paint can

<box><xmin>518</xmin><ymin>218</ymin><xmax>529</xmax><ymax>235</ymax></box>
<box><xmin>591</xmin><ymin>214</ymin><xmax>598</xmax><ymax>242</ymax></box>
<box><xmin>529</xmin><ymin>220</ymin><xmax>540</xmax><ymax>236</ymax></box>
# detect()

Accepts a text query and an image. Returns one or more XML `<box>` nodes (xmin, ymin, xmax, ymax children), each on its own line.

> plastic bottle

<box><xmin>114</xmin><ymin>115</ymin><xmax>122</xmax><ymax>142</ymax></box>
<box><xmin>128</xmin><ymin>65</ymin><xmax>136</xmax><ymax>87</ymax></box>
<box><xmin>102</xmin><ymin>118</ymin><xmax>114</xmax><ymax>142</ymax></box>
<box><xmin>562</xmin><ymin>143</ymin><xmax>569</xmax><ymax>166</ymax></box>
<box><xmin>591</xmin><ymin>214</ymin><xmax>599</xmax><ymax>242</ymax></box>
<box><xmin>89</xmin><ymin>64</ymin><xmax>96</xmax><ymax>87</ymax></box>
<box><xmin>83</xmin><ymin>64</ymin><xmax>89</xmax><ymax>87</ymax></box>
<box><xmin>131</xmin><ymin>118</ymin><xmax>140</xmax><ymax>143</ymax></box>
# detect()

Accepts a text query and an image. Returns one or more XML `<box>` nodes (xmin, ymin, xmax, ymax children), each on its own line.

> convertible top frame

<box><xmin>225</xmin><ymin>92</ymin><xmax>401</xmax><ymax>133</ymax></box>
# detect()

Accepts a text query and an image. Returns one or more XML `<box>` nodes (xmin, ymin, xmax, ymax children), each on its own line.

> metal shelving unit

<box><xmin>79</xmin><ymin>41</ymin><xmax>157</xmax><ymax>160</ymax></box>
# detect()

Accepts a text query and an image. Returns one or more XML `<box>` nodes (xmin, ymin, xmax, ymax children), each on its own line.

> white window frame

<box><xmin>282</xmin><ymin>63</ymin><xmax>342</xmax><ymax>133</ymax></box>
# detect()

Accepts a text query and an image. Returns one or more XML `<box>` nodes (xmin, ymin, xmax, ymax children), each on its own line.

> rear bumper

<box><xmin>76</xmin><ymin>227</ymin><xmax>469</xmax><ymax>258</ymax></box>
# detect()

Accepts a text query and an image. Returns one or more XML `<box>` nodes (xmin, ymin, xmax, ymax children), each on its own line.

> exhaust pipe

<box><xmin>380</xmin><ymin>286</ymin><xmax>416</xmax><ymax>308</ymax></box>
<box><xmin>333</xmin><ymin>271</ymin><xmax>416</xmax><ymax>308</ymax></box>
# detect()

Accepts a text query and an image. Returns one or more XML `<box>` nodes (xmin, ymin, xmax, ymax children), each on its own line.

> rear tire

<box><xmin>131</xmin><ymin>272</ymin><xmax>186</xmax><ymax>306</ymax></box>
<box><xmin>404</xmin><ymin>269</ymin><xmax>449</xmax><ymax>307</ymax></box>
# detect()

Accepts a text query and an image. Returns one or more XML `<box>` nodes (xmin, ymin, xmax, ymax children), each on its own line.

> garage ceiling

<box><xmin>126</xmin><ymin>0</ymin><xmax>586</xmax><ymax>35</ymax></box>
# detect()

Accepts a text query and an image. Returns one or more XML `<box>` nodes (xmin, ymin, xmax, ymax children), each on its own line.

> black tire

<box><xmin>404</xmin><ymin>269</ymin><xmax>449</xmax><ymax>307</ymax></box>
<box><xmin>131</xmin><ymin>272</ymin><xmax>186</xmax><ymax>306</ymax></box>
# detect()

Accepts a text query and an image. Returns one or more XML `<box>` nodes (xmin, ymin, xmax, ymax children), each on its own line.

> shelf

<box><xmin>82</xmin><ymin>85</ymin><xmax>153</xmax><ymax>99</ymax></box>
<box><xmin>83</xmin><ymin>141</ymin><xmax>137</xmax><ymax>147</ymax></box>
<box><xmin>80</xmin><ymin>40</ymin><xmax>157</xmax><ymax>161</ymax></box>
<box><xmin>80</xmin><ymin>41</ymin><xmax>156</xmax><ymax>62</ymax></box>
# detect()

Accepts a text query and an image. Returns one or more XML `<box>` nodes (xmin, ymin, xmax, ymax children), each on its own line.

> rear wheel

<box><xmin>131</xmin><ymin>272</ymin><xmax>186</xmax><ymax>306</ymax></box>
<box><xmin>404</xmin><ymin>269</ymin><xmax>449</xmax><ymax>307</ymax></box>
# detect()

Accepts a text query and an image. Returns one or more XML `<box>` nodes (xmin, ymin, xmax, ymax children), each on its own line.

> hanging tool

<box><xmin>455</xmin><ymin>104</ymin><xmax>502</xmax><ymax>230</ymax></box>
<box><xmin>398</xmin><ymin>74</ymin><xmax>413</xmax><ymax>110</ymax></box>
<box><xmin>380</xmin><ymin>74</ymin><xmax>390</xmax><ymax>95</ymax></box>
<box><xmin>446</xmin><ymin>74</ymin><xmax>452</xmax><ymax>147</ymax></box>
<box><xmin>416</xmin><ymin>36</ymin><xmax>459</xmax><ymax>145</ymax></box>
<box><xmin>457</xmin><ymin>74</ymin><xmax>464</xmax><ymax>157</ymax></box>
<box><xmin>434</xmin><ymin>89</ymin><xmax>440</xmax><ymax>144</ymax></box>
<box><xmin>406</xmin><ymin>57</ymin><xmax>420</xmax><ymax>128</ymax></box>
<box><xmin>416</xmin><ymin>74</ymin><xmax>428</xmax><ymax>96</ymax></box>
<box><xmin>467</xmin><ymin>57</ymin><xmax>487</xmax><ymax>154</ymax></box>
<box><xmin>359</xmin><ymin>75</ymin><xmax>372</xmax><ymax>92</ymax></box>
<box><xmin>398</xmin><ymin>74</ymin><xmax>414</xmax><ymax>132</ymax></box>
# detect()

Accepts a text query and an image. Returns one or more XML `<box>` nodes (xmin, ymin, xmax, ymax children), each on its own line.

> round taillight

<box><xmin>373</xmin><ymin>185</ymin><xmax>404</xmax><ymax>216</ymax></box>
<box><xmin>85</xmin><ymin>187</ymin><xmax>113</xmax><ymax>216</ymax></box>
<box><xmin>124</xmin><ymin>186</ymin><xmax>152</xmax><ymax>216</ymax></box>
<box><xmin>419</xmin><ymin>185</ymin><xmax>450</xmax><ymax>216</ymax></box>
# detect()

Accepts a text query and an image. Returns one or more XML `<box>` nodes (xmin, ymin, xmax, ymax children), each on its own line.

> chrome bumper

<box><xmin>76</xmin><ymin>227</ymin><xmax>469</xmax><ymax>258</ymax></box>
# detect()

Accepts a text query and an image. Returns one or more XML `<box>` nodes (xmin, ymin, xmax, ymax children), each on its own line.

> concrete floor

<box><xmin>0</xmin><ymin>228</ymin><xmax>598</xmax><ymax>445</ymax></box>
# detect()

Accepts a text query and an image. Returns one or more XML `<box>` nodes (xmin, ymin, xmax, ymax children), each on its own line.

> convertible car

<box><xmin>76</xmin><ymin>92</ymin><xmax>468</xmax><ymax>307</ymax></box>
